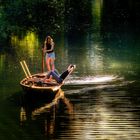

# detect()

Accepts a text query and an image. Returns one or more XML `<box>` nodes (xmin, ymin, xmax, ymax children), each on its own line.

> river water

<box><xmin>0</xmin><ymin>0</ymin><xmax>140</xmax><ymax>140</ymax></box>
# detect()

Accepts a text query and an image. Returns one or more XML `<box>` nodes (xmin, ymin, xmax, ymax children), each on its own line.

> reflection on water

<box><xmin>20</xmin><ymin>89</ymin><xmax>73</xmax><ymax>137</ymax></box>
<box><xmin>74</xmin><ymin>91</ymin><xmax>140</xmax><ymax>140</ymax></box>
<box><xmin>11</xmin><ymin>31</ymin><xmax>39</xmax><ymax>59</ymax></box>
<box><xmin>65</xmin><ymin>75</ymin><xmax>119</xmax><ymax>85</ymax></box>
<box><xmin>62</xmin><ymin>79</ymin><xmax>140</xmax><ymax>140</ymax></box>
<box><xmin>18</xmin><ymin>78</ymin><xmax>140</xmax><ymax>140</ymax></box>
<box><xmin>0</xmin><ymin>0</ymin><xmax>140</xmax><ymax>140</ymax></box>
<box><xmin>0</xmin><ymin>54</ymin><xmax>6</xmax><ymax>74</ymax></box>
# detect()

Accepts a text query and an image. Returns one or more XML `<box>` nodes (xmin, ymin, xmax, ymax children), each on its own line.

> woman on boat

<box><xmin>44</xmin><ymin>64</ymin><xmax>76</xmax><ymax>84</ymax></box>
<box><xmin>43</xmin><ymin>36</ymin><xmax>55</xmax><ymax>71</ymax></box>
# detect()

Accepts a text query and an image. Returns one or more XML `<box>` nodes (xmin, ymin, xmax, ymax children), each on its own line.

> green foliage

<box><xmin>0</xmin><ymin>0</ymin><xmax>93</xmax><ymax>45</ymax></box>
<box><xmin>0</xmin><ymin>0</ymin><xmax>65</xmax><ymax>43</ymax></box>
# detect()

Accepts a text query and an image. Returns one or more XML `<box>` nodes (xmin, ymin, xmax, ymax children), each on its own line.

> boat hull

<box><xmin>20</xmin><ymin>73</ymin><xmax>61</xmax><ymax>102</ymax></box>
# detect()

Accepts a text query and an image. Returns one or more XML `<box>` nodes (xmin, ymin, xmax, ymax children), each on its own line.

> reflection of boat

<box><xmin>31</xmin><ymin>88</ymin><xmax>65</xmax><ymax>116</ymax></box>
<box><xmin>20</xmin><ymin>89</ymin><xmax>73</xmax><ymax>136</ymax></box>
<box><xmin>20</xmin><ymin>89</ymin><xmax>65</xmax><ymax>122</ymax></box>
<box><xmin>20</xmin><ymin>61</ymin><xmax>62</xmax><ymax>97</ymax></box>
<box><xmin>31</xmin><ymin>89</ymin><xmax>73</xmax><ymax>117</ymax></box>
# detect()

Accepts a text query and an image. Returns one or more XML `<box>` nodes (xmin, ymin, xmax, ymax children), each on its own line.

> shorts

<box><xmin>46</xmin><ymin>52</ymin><xmax>55</xmax><ymax>59</ymax></box>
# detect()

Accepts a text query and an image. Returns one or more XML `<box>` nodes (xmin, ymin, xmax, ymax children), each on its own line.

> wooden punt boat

<box><xmin>19</xmin><ymin>60</ymin><xmax>75</xmax><ymax>100</ymax></box>
<box><xmin>20</xmin><ymin>73</ymin><xmax>62</xmax><ymax>93</ymax></box>
<box><xmin>19</xmin><ymin>61</ymin><xmax>62</xmax><ymax>101</ymax></box>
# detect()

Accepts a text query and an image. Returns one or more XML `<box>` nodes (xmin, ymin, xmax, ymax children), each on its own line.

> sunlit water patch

<box><xmin>63</xmin><ymin>75</ymin><xmax>134</xmax><ymax>95</ymax></box>
<box><xmin>65</xmin><ymin>75</ymin><xmax>122</xmax><ymax>85</ymax></box>
<box><xmin>61</xmin><ymin>79</ymin><xmax>140</xmax><ymax>140</ymax></box>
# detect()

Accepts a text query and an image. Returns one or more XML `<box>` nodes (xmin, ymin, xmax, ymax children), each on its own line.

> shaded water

<box><xmin>0</xmin><ymin>0</ymin><xmax>140</xmax><ymax>140</ymax></box>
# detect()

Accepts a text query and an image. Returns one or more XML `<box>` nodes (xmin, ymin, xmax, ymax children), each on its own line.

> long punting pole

<box><xmin>42</xmin><ymin>48</ymin><xmax>45</xmax><ymax>73</ymax></box>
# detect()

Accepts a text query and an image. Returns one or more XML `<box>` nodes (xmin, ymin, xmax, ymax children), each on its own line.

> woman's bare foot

<box><xmin>43</xmin><ymin>77</ymin><xmax>52</xmax><ymax>82</ymax></box>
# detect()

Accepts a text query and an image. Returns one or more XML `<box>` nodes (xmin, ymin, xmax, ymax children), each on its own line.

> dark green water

<box><xmin>0</xmin><ymin>0</ymin><xmax>140</xmax><ymax>140</ymax></box>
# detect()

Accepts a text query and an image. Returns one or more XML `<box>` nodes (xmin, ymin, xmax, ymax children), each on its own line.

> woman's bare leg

<box><xmin>50</xmin><ymin>58</ymin><xmax>55</xmax><ymax>71</ymax></box>
<box><xmin>46</xmin><ymin>58</ymin><xmax>51</xmax><ymax>71</ymax></box>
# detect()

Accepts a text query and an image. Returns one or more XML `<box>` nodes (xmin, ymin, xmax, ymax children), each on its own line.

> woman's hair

<box><xmin>45</xmin><ymin>36</ymin><xmax>52</xmax><ymax>44</ymax></box>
